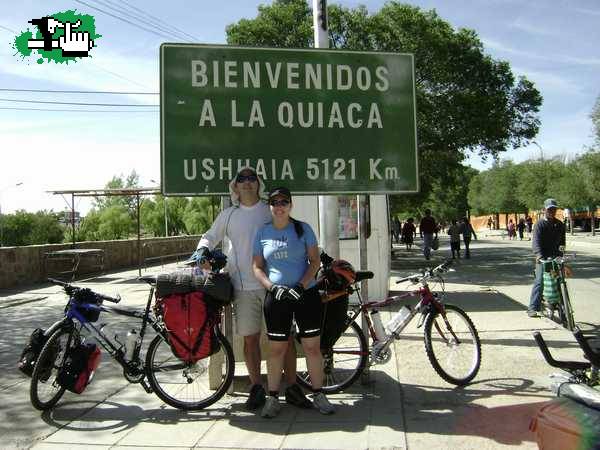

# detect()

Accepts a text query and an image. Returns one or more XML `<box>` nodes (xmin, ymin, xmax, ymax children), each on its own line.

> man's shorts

<box><xmin>263</xmin><ymin>287</ymin><xmax>323</xmax><ymax>341</ymax></box>
<box><xmin>233</xmin><ymin>288</ymin><xmax>266</xmax><ymax>337</ymax></box>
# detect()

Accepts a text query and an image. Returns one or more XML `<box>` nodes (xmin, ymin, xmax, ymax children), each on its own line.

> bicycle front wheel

<box><xmin>30</xmin><ymin>326</ymin><xmax>76</xmax><ymax>410</ymax></box>
<box><xmin>559</xmin><ymin>282</ymin><xmax>576</xmax><ymax>331</ymax></box>
<box><xmin>145</xmin><ymin>326</ymin><xmax>234</xmax><ymax>410</ymax></box>
<box><xmin>296</xmin><ymin>320</ymin><xmax>368</xmax><ymax>394</ymax></box>
<box><xmin>424</xmin><ymin>304</ymin><xmax>481</xmax><ymax>386</ymax></box>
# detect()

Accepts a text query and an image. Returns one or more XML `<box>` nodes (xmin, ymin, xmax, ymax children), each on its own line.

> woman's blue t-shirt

<box><xmin>253</xmin><ymin>221</ymin><xmax>318</xmax><ymax>288</ymax></box>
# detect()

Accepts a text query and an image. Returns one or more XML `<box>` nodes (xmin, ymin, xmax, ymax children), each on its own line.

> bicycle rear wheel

<box><xmin>30</xmin><ymin>326</ymin><xmax>77</xmax><ymax>410</ymax></box>
<box><xmin>296</xmin><ymin>320</ymin><xmax>368</xmax><ymax>394</ymax></box>
<box><xmin>424</xmin><ymin>304</ymin><xmax>481</xmax><ymax>386</ymax></box>
<box><xmin>145</xmin><ymin>326</ymin><xmax>234</xmax><ymax>410</ymax></box>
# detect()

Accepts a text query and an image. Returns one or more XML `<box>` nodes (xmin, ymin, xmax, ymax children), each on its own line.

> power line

<box><xmin>0</xmin><ymin>106</ymin><xmax>158</xmax><ymax>113</ymax></box>
<box><xmin>0</xmin><ymin>88</ymin><xmax>158</xmax><ymax>95</ymax></box>
<box><xmin>89</xmin><ymin>0</ymin><xmax>195</xmax><ymax>42</ymax></box>
<box><xmin>73</xmin><ymin>0</ymin><xmax>179</xmax><ymax>41</ymax></box>
<box><xmin>0</xmin><ymin>24</ymin><xmax>17</xmax><ymax>34</ymax></box>
<box><xmin>110</xmin><ymin>0</ymin><xmax>200</xmax><ymax>42</ymax></box>
<box><xmin>0</xmin><ymin>98</ymin><xmax>159</xmax><ymax>107</ymax></box>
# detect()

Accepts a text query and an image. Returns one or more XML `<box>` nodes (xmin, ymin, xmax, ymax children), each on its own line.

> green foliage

<box><xmin>1</xmin><ymin>210</ymin><xmax>65</xmax><ymax>246</ymax></box>
<box><xmin>93</xmin><ymin>170</ymin><xmax>140</xmax><ymax>211</ymax></box>
<box><xmin>183</xmin><ymin>197</ymin><xmax>221</xmax><ymax>235</ymax></box>
<box><xmin>392</xmin><ymin>164</ymin><xmax>477</xmax><ymax>222</ymax></box>
<box><xmin>78</xmin><ymin>206</ymin><xmax>134</xmax><ymax>241</ymax></box>
<box><xmin>515</xmin><ymin>158</ymin><xmax>564</xmax><ymax>211</ymax></box>
<box><xmin>226</xmin><ymin>0</ymin><xmax>541</xmax><ymax>205</ymax></box>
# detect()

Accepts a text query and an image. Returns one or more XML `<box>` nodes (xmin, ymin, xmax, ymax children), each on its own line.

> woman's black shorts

<box><xmin>264</xmin><ymin>286</ymin><xmax>323</xmax><ymax>341</ymax></box>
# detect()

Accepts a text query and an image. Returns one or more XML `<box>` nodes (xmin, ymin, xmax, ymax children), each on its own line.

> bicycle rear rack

<box><xmin>533</xmin><ymin>331</ymin><xmax>591</xmax><ymax>371</ymax></box>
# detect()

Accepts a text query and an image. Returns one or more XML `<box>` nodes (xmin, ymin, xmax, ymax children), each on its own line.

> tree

<box><xmin>183</xmin><ymin>197</ymin><xmax>220</xmax><ymax>235</ymax></box>
<box><xmin>93</xmin><ymin>170</ymin><xmax>140</xmax><ymax>211</ymax></box>
<box><xmin>1</xmin><ymin>210</ymin><xmax>65</xmax><ymax>246</ymax></box>
<box><xmin>226</xmin><ymin>1</ymin><xmax>542</xmax><ymax>205</ymax></box>
<box><xmin>467</xmin><ymin>161</ymin><xmax>525</xmax><ymax>216</ymax></box>
<box><xmin>516</xmin><ymin>157</ymin><xmax>565</xmax><ymax>211</ymax></box>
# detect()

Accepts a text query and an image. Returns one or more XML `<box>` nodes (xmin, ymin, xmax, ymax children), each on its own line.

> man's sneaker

<box><xmin>285</xmin><ymin>384</ymin><xmax>312</xmax><ymax>409</ymax></box>
<box><xmin>311</xmin><ymin>392</ymin><xmax>335</xmax><ymax>415</ymax></box>
<box><xmin>245</xmin><ymin>384</ymin><xmax>266</xmax><ymax>410</ymax></box>
<box><xmin>527</xmin><ymin>309</ymin><xmax>539</xmax><ymax>318</ymax></box>
<box><xmin>260</xmin><ymin>396</ymin><xmax>281</xmax><ymax>418</ymax></box>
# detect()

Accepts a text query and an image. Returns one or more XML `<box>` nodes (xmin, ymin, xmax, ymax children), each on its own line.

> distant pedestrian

<box><xmin>392</xmin><ymin>216</ymin><xmax>401</xmax><ymax>244</ymax></box>
<box><xmin>516</xmin><ymin>218</ymin><xmax>526</xmax><ymax>240</ymax></box>
<box><xmin>527</xmin><ymin>199</ymin><xmax>566</xmax><ymax>317</ymax></box>
<box><xmin>526</xmin><ymin>216</ymin><xmax>533</xmax><ymax>240</ymax></box>
<box><xmin>447</xmin><ymin>219</ymin><xmax>461</xmax><ymax>259</ymax></box>
<box><xmin>507</xmin><ymin>219</ymin><xmax>516</xmax><ymax>240</ymax></box>
<box><xmin>460</xmin><ymin>217</ymin><xmax>478</xmax><ymax>258</ymax></box>
<box><xmin>401</xmin><ymin>218</ymin><xmax>416</xmax><ymax>250</ymax></box>
<box><xmin>419</xmin><ymin>209</ymin><xmax>438</xmax><ymax>260</ymax></box>
<box><xmin>487</xmin><ymin>217</ymin><xmax>493</xmax><ymax>230</ymax></box>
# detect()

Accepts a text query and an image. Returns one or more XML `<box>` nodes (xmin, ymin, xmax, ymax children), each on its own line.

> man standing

<box><xmin>192</xmin><ymin>167</ymin><xmax>311</xmax><ymax>410</ymax></box>
<box><xmin>460</xmin><ymin>217</ymin><xmax>478</xmax><ymax>259</ymax></box>
<box><xmin>527</xmin><ymin>198</ymin><xmax>566</xmax><ymax>317</ymax></box>
<box><xmin>419</xmin><ymin>209</ymin><xmax>438</xmax><ymax>260</ymax></box>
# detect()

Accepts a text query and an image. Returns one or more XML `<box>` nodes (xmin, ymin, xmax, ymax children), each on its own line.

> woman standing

<box><xmin>252</xmin><ymin>187</ymin><xmax>335</xmax><ymax>418</ymax></box>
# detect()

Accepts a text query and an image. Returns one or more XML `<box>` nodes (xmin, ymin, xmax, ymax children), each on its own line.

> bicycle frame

<box><xmin>344</xmin><ymin>276</ymin><xmax>447</xmax><ymax>362</ymax></box>
<box><xmin>55</xmin><ymin>284</ymin><xmax>164</xmax><ymax>390</ymax></box>
<box><xmin>540</xmin><ymin>257</ymin><xmax>575</xmax><ymax>331</ymax></box>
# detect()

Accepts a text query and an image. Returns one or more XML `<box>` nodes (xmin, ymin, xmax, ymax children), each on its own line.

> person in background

<box><xmin>392</xmin><ymin>216</ymin><xmax>402</xmax><ymax>244</ymax></box>
<box><xmin>191</xmin><ymin>168</ymin><xmax>310</xmax><ymax>411</ymax></box>
<box><xmin>487</xmin><ymin>216</ymin><xmax>493</xmax><ymax>230</ymax></box>
<box><xmin>447</xmin><ymin>219</ymin><xmax>462</xmax><ymax>259</ymax></box>
<box><xmin>419</xmin><ymin>209</ymin><xmax>438</xmax><ymax>260</ymax></box>
<box><xmin>461</xmin><ymin>217</ymin><xmax>478</xmax><ymax>259</ymax></box>
<box><xmin>507</xmin><ymin>219</ymin><xmax>516</xmax><ymax>240</ymax></box>
<box><xmin>516</xmin><ymin>218</ymin><xmax>526</xmax><ymax>241</ymax></box>
<box><xmin>401</xmin><ymin>217</ymin><xmax>416</xmax><ymax>251</ymax></box>
<box><xmin>526</xmin><ymin>216</ymin><xmax>533</xmax><ymax>240</ymax></box>
<box><xmin>527</xmin><ymin>199</ymin><xmax>566</xmax><ymax>317</ymax></box>
<box><xmin>252</xmin><ymin>187</ymin><xmax>335</xmax><ymax>418</ymax></box>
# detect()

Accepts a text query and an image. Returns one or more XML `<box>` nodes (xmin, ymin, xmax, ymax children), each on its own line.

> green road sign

<box><xmin>160</xmin><ymin>44</ymin><xmax>418</xmax><ymax>195</ymax></box>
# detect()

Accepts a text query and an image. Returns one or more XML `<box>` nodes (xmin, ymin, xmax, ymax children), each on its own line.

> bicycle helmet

<box><xmin>323</xmin><ymin>259</ymin><xmax>356</xmax><ymax>291</ymax></box>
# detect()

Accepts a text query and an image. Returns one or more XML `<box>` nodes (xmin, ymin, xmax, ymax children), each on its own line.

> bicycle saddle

<box><xmin>139</xmin><ymin>275</ymin><xmax>157</xmax><ymax>286</ymax></box>
<box><xmin>355</xmin><ymin>271</ymin><xmax>374</xmax><ymax>282</ymax></box>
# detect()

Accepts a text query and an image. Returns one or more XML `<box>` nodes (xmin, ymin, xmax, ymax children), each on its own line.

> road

<box><xmin>0</xmin><ymin>235</ymin><xmax>598</xmax><ymax>449</ymax></box>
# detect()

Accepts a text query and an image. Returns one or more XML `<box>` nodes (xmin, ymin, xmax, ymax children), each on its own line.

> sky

<box><xmin>0</xmin><ymin>0</ymin><xmax>598</xmax><ymax>215</ymax></box>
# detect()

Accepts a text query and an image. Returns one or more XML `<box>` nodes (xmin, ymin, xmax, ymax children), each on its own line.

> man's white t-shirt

<box><xmin>198</xmin><ymin>201</ymin><xmax>271</xmax><ymax>291</ymax></box>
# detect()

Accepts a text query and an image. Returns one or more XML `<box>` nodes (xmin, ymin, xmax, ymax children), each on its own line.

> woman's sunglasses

<box><xmin>269</xmin><ymin>199</ymin><xmax>290</xmax><ymax>207</ymax></box>
<box><xmin>236</xmin><ymin>174</ymin><xmax>258</xmax><ymax>183</ymax></box>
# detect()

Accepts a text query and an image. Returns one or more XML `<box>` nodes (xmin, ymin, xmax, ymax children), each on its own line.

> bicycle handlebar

<box><xmin>48</xmin><ymin>278</ymin><xmax>121</xmax><ymax>303</ymax></box>
<box><xmin>395</xmin><ymin>259</ymin><xmax>453</xmax><ymax>284</ymax></box>
<box><xmin>538</xmin><ymin>254</ymin><xmax>575</xmax><ymax>264</ymax></box>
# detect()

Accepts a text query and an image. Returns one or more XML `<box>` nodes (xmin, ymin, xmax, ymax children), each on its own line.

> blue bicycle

<box><xmin>29</xmin><ymin>271</ymin><xmax>234</xmax><ymax>411</ymax></box>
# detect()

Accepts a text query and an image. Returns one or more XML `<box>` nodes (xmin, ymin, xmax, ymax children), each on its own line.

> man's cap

<box><xmin>544</xmin><ymin>198</ymin><xmax>558</xmax><ymax>209</ymax></box>
<box><xmin>268</xmin><ymin>187</ymin><xmax>292</xmax><ymax>201</ymax></box>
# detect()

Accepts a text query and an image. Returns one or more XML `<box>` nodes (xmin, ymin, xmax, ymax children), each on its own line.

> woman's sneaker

<box><xmin>261</xmin><ymin>396</ymin><xmax>281</xmax><ymax>418</ymax></box>
<box><xmin>285</xmin><ymin>384</ymin><xmax>312</xmax><ymax>409</ymax></box>
<box><xmin>245</xmin><ymin>384</ymin><xmax>266</xmax><ymax>410</ymax></box>
<box><xmin>311</xmin><ymin>392</ymin><xmax>335</xmax><ymax>415</ymax></box>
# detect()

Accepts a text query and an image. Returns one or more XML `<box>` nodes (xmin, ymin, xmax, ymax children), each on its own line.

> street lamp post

<box><xmin>0</xmin><ymin>182</ymin><xmax>24</xmax><ymax>247</ymax></box>
<box><xmin>150</xmin><ymin>180</ymin><xmax>168</xmax><ymax>237</ymax></box>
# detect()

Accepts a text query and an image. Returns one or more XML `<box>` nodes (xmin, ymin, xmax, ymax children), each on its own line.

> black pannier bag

<box><xmin>56</xmin><ymin>342</ymin><xmax>101</xmax><ymax>394</ymax></box>
<box><xmin>317</xmin><ymin>259</ymin><xmax>356</xmax><ymax>350</ymax></box>
<box><xmin>18</xmin><ymin>328</ymin><xmax>49</xmax><ymax>377</ymax></box>
<box><xmin>320</xmin><ymin>295</ymin><xmax>350</xmax><ymax>350</ymax></box>
<box><xmin>155</xmin><ymin>269</ymin><xmax>234</xmax><ymax>306</ymax></box>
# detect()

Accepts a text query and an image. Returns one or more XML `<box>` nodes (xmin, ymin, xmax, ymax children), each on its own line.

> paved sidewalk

<box><xmin>2</xmin><ymin>242</ymin><xmax>599</xmax><ymax>449</ymax></box>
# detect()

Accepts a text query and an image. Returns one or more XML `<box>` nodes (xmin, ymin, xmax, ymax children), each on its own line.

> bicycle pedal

<box><xmin>140</xmin><ymin>379</ymin><xmax>153</xmax><ymax>394</ymax></box>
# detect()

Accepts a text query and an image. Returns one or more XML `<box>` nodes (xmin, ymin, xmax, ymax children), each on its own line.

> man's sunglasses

<box><xmin>236</xmin><ymin>174</ymin><xmax>258</xmax><ymax>183</ymax></box>
<box><xmin>269</xmin><ymin>199</ymin><xmax>290</xmax><ymax>207</ymax></box>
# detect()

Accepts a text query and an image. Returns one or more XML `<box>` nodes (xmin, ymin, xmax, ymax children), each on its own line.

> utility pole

<box><xmin>313</xmin><ymin>0</ymin><xmax>340</xmax><ymax>260</ymax></box>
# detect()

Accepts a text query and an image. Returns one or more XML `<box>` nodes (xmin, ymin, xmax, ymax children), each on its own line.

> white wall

<box><xmin>292</xmin><ymin>195</ymin><xmax>390</xmax><ymax>300</ymax></box>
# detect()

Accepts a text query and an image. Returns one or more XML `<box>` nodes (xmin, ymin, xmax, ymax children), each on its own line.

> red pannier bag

<box><xmin>56</xmin><ymin>342</ymin><xmax>101</xmax><ymax>394</ymax></box>
<box><xmin>159</xmin><ymin>291</ymin><xmax>220</xmax><ymax>362</ymax></box>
